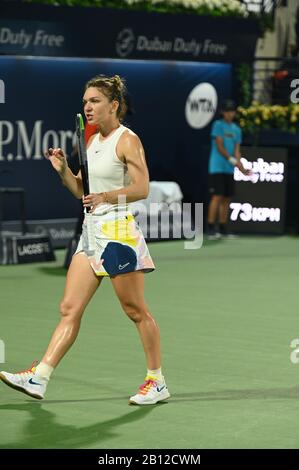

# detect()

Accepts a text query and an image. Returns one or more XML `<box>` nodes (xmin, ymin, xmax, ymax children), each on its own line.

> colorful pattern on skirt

<box><xmin>74</xmin><ymin>213</ymin><xmax>155</xmax><ymax>277</ymax></box>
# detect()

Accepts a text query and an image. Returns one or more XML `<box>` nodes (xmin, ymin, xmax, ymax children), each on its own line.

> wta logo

<box><xmin>185</xmin><ymin>82</ymin><xmax>217</xmax><ymax>129</ymax></box>
<box><xmin>0</xmin><ymin>79</ymin><xmax>5</xmax><ymax>103</ymax></box>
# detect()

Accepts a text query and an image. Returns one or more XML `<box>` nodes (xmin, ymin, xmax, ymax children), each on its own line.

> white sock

<box><xmin>147</xmin><ymin>368</ymin><xmax>163</xmax><ymax>382</ymax></box>
<box><xmin>35</xmin><ymin>362</ymin><xmax>54</xmax><ymax>381</ymax></box>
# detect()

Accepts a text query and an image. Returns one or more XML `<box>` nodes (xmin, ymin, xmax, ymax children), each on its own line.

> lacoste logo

<box><xmin>118</xmin><ymin>262</ymin><xmax>130</xmax><ymax>270</ymax></box>
<box><xmin>28</xmin><ymin>378</ymin><xmax>42</xmax><ymax>386</ymax></box>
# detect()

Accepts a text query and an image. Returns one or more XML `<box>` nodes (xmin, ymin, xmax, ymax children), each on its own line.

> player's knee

<box><xmin>121</xmin><ymin>301</ymin><xmax>149</xmax><ymax>323</ymax></box>
<box><xmin>59</xmin><ymin>299</ymin><xmax>81</xmax><ymax>319</ymax></box>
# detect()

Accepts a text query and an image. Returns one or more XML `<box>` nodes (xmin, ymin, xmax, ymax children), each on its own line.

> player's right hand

<box><xmin>45</xmin><ymin>148</ymin><xmax>68</xmax><ymax>176</ymax></box>
<box><xmin>237</xmin><ymin>161</ymin><xmax>252</xmax><ymax>177</ymax></box>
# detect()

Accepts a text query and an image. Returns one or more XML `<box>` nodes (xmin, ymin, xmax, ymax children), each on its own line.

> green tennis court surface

<box><xmin>1</xmin><ymin>236</ymin><xmax>299</xmax><ymax>449</ymax></box>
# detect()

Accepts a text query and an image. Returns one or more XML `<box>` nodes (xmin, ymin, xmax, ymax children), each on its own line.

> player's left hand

<box><xmin>83</xmin><ymin>193</ymin><xmax>105</xmax><ymax>213</ymax></box>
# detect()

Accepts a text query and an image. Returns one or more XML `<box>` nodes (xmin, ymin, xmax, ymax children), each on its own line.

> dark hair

<box><xmin>220</xmin><ymin>99</ymin><xmax>237</xmax><ymax>112</ymax></box>
<box><xmin>85</xmin><ymin>74</ymin><xmax>127</xmax><ymax>121</ymax></box>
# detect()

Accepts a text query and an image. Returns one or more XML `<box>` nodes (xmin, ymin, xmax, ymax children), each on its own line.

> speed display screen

<box><xmin>228</xmin><ymin>147</ymin><xmax>287</xmax><ymax>234</ymax></box>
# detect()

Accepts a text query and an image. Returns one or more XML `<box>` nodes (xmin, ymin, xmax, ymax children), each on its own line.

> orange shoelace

<box><xmin>16</xmin><ymin>360</ymin><xmax>39</xmax><ymax>375</ymax></box>
<box><xmin>139</xmin><ymin>378</ymin><xmax>157</xmax><ymax>396</ymax></box>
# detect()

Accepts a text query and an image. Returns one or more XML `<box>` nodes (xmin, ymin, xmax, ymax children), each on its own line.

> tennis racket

<box><xmin>76</xmin><ymin>113</ymin><xmax>96</xmax><ymax>253</ymax></box>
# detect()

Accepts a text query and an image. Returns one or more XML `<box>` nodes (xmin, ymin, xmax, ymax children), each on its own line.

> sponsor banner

<box><xmin>0</xmin><ymin>233</ymin><xmax>55</xmax><ymax>264</ymax></box>
<box><xmin>1</xmin><ymin>218</ymin><xmax>77</xmax><ymax>248</ymax></box>
<box><xmin>0</xmin><ymin>2</ymin><xmax>259</xmax><ymax>62</ymax></box>
<box><xmin>228</xmin><ymin>147</ymin><xmax>287</xmax><ymax>234</ymax></box>
<box><xmin>0</xmin><ymin>20</ymin><xmax>67</xmax><ymax>56</ymax></box>
<box><xmin>0</xmin><ymin>56</ymin><xmax>232</xmax><ymax>221</ymax></box>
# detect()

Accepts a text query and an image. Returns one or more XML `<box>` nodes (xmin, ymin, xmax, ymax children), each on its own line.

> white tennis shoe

<box><xmin>0</xmin><ymin>361</ymin><xmax>47</xmax><ymax>400</ymax></box>
<box><xmin>129</xmin><ymin>376</ymin><xmax>170</xmax><ymax>405</ymax></box>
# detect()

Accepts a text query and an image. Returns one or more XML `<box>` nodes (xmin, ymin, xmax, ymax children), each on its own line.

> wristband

<box><xmin>228</xmin><ymin>156</ymin><xmax>238</xmax><ymax>166</ymax></box>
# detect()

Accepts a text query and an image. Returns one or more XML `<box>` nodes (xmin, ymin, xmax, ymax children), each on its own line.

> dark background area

<box><xmin>0</xmin><ymin>56</ymin><xmax>231</xmax><ymax>222</ymax></box>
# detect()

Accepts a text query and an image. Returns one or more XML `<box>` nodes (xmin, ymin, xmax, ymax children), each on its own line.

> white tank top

<box><xmin>87</xmin><ymin>124</ymin><xmax>131</xmax><ymax>216</ymax></box>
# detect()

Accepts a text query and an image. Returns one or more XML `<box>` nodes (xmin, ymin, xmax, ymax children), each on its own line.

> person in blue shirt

<box><xmin>207</xmin><ymin>100</ymin><xmax>250</xmax><ymax>239</ymax></box>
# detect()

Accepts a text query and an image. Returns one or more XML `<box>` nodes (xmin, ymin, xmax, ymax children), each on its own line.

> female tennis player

<box><xmin>0</xmin><ymin>75</ymin><xmax>170</xmax><ymax>406</ymax></box>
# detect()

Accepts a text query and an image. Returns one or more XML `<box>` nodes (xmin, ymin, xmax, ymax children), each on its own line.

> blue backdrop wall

<box><xmin>0</xmin><ymin>56</ymin><xmax>232</xmax><ymax>220</ymax></box>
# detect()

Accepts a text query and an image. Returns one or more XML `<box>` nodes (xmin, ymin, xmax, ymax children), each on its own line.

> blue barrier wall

<box><xmin>0</xmin><ymin>56</ymin><xmax>232</xmax><ymax>220</ymax></box>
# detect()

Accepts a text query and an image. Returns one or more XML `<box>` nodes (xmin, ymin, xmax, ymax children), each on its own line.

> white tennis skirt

<box><xmin>74</xmin><ymin>211</ymin><xmax>155</xmax><ymax>277</ymax></box>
